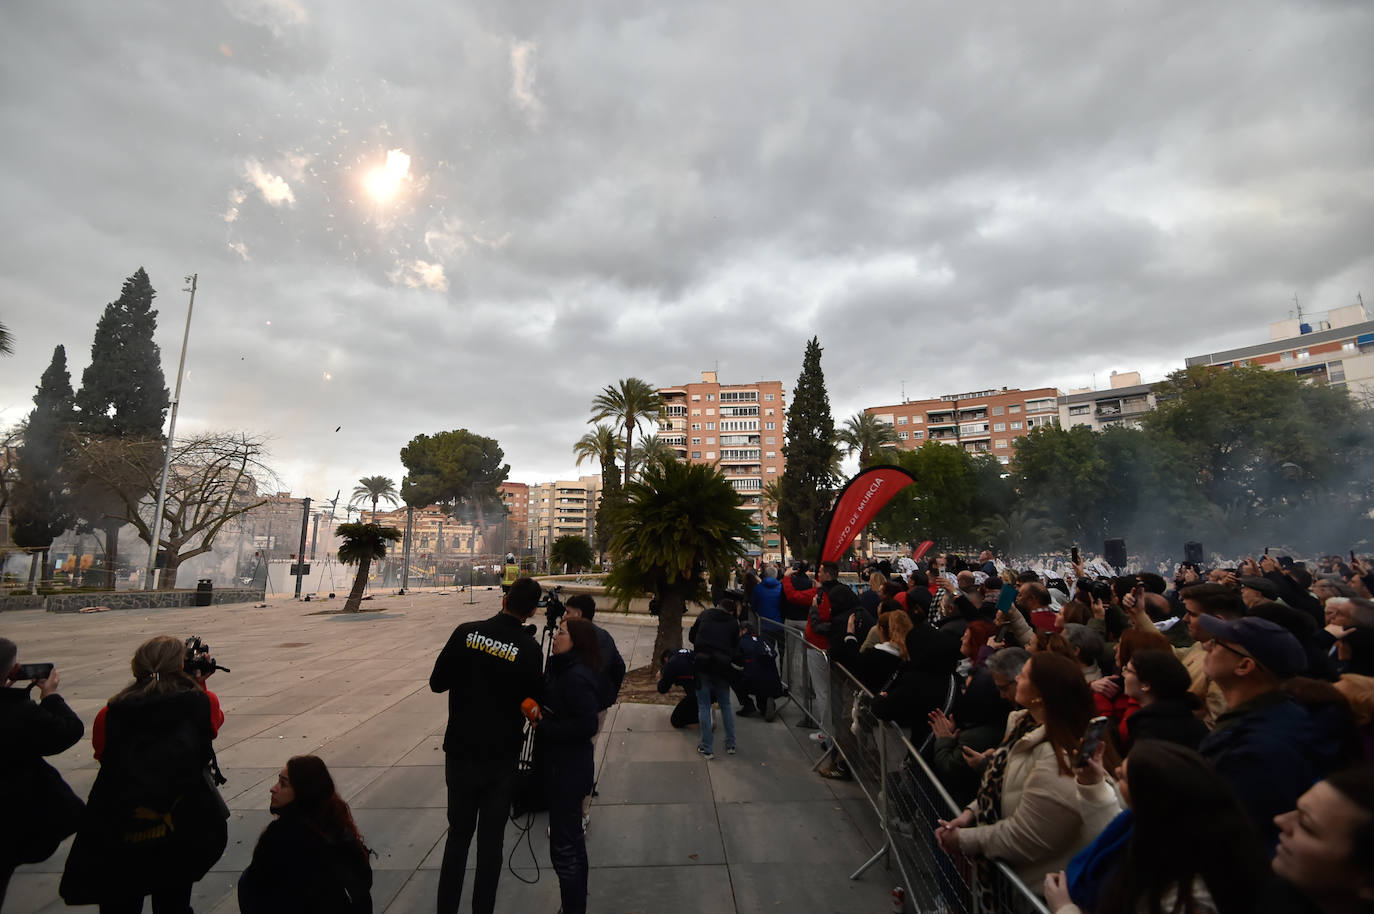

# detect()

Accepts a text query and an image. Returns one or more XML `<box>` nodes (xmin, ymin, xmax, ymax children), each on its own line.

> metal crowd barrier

<box><xmin>761</xmin><ymin>617</ymin><xmax>1051</xmax><ymax>914</ymax></box>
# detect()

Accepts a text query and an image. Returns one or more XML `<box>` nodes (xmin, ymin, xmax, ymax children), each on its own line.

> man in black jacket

<box><xmin>689</xmin><ymin>603</ymin><xmax>741</xmax><ymax>758</ymax></box>
<box><xmin>430</xmin><ymin>578</ymin><xmax>545</xmax><ymax>914</ymax></box>
<box><xmin>562</xmin><ymin>594</ymin><xmax>625</xmax><ymax>823</ymax></box>
<box><xmin>0</xmin><ymin>638</ymin><xmax>84</xmax><ymax>907</ymax></box>
<box><xmin>657</xmin><ymin>648</ymin><xmax>699</xmax><ymax>728</ymax></box>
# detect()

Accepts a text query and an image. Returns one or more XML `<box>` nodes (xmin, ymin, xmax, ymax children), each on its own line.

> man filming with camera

<box><xmin>430</xmin><ymin>576</ymin><xmax>544</xmax><ymax>914</ymax></box>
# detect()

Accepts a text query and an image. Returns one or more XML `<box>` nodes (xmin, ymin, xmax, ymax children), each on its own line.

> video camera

<box><xmin>183</xmin><ymin>635</ymin><xmax>230</xmax><ymax>677</ymax></box>
<box><xmin>539</xmin><ymin>585</ymin><xmax>565</xmax><ymax>632</ymax></box>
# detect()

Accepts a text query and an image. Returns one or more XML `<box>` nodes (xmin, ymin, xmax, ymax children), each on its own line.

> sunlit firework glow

<box><xmin>364</xmin><ymin>148</ymin><xmax>411</xmax><ymax>202</ymax></box>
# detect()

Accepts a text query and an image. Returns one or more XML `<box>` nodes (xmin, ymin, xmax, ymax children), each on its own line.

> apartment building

<box><xmin>527</xmin><ymin>475</ymin><xmax>603</xmax><ymax>557</ymax></box>
<box><xmin>1186</xmin><ymin>302</ymin><xmax>1374</xmax><ymax>397</ymax></box>
<box><xmin>498</xmin><ymin>482</ymin><xmax>531</xmax><ymax>554</ymax></box>
<box><xmin>1059</xmin><ymin>371</ymin><xmax>1157</xmax><ymax>431</ymax></box>
<box><xmin>658</xmin><ymin>371</ymin><xmax>786</xmax><ymax>560</ymax></box>
<box><xmin>865</xmin><ymin>386</ymin><xmax>1062</xmax><ymax>466</ymax></box>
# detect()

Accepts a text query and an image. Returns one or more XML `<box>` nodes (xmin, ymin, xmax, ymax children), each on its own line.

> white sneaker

<box><xmin>808</xmin><ymin>731</ymin><xmax>829</xmax><ymax>744</ymax></box>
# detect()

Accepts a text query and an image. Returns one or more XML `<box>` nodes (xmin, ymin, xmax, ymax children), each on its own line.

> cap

<box><xmin>1198</xmin><ymin>615</ymin><xmax>1307</xmax><ymax>678</ymax></box>
<box><xmin>1237</xmin><ymin>576</ymin><xmax>1278</xmax><ymax>600</ymax></box>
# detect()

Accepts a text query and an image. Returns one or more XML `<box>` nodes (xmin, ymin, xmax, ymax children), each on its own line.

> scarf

<box><xmin>969</xmin><ymin>711</ymin><xmax>1039</xmax><ymax>909</ymax></box>
<box><xmin>1066</xmin><ymin>808</ymin><xmax>1133</xmax><ymax>912</ymax></box>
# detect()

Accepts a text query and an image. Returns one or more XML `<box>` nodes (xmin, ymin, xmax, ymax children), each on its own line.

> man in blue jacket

<box><xmin>750</xmin><ymin>564</ymin><xmax>784</xmax><ymax>645</ymax></box>
<box><xmin>1198</xmin><ymin>615</ymin><xmax>1356</xmax><ymax>855</ymax></box>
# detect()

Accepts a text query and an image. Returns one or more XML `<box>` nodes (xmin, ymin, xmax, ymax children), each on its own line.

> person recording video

<box><xmin>430</xmin><ymin>576</ymin><xmax>544</xmax><ymax>914</ymax></box>
<box><xmin>0</xmin><ymin>638</ymin><xmax>85</xmax><ymax>907</ymax></box>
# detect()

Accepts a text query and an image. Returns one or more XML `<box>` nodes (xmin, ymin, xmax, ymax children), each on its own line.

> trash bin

<box><xmin>196</xmin><ymin>579</ymin><xmax>213</xmax><ymax>607</ymax></box>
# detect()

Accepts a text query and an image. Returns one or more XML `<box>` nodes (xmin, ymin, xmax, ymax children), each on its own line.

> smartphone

<box><xmin>996</xmin><ymin>585</ymin><xmax>1018</xmax><ymax>614</ymax></box>
<box><xmin>1076</xmin><ymin>715</ymin><xmax>1111</xmax><ymax>767</ymax></box>
<box><xmin>1070</xmin><ymin>546</ymin><xmax>1080</xmax><ymax>565</ymax></box>
<box><xmin>1264</xmin><ymin>546</ymin><xmax>1269</xmax><ymax>556</ymax></box>
<box><xmin>13</xmin><ymin>662</ymin><xmax>54</xmax><ymax>681</ymax></box>
<box><xmin>1278</xmin><ymin>555</ymin><xmax>1294</xmax><ymax>569</ymax></box>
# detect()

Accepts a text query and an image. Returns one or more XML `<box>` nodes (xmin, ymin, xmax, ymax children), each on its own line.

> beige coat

<box><xmin>958</xmin><ymin>711</ymin><xmax>1119</xmax><ymax>891</ymax></box>
<box><xmin>1177</xmin><ymin>642</ymin><xmax>1227</xmax><ymax>728</ymax></box>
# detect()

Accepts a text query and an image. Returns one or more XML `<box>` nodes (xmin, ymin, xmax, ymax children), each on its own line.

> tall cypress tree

<box><xmin>10</xmin><ymin>346</ymin><xmax>77</xmax><ymax>587</ymax></box>
<box><xmin>779</xmin><ymin>337</ymin><xmax>838</xmax><ymax>565</ymax></box>
<box><xmin>75</xmin><ymin>268</ymin><xmax>170</xmax><ymax>437</ymax></box>
<box><xmin>71</xmin><ymin>268</ymin><xmax>170</xmax><ymax>588</ymax></box>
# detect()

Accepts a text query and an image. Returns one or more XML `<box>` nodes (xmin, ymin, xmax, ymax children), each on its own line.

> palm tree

<box><xmin>837</xmin><ymin>413</ymin><xmax>900</xmax><ymax>468</ymax></box>
<box><xmin>573</xmin><ymin>424</ymin><xmax>621</xmax><ymax>480</ymax></box>
<box><xmin>350</xmin><ymin>475</ymin><xmax>399</xmax><ymax>521</ymax></box>
<box><xmin>549</xmin><ymin>534</ymin><xmax>594</xmax><ymax>572</ymax></box>
<box><xmin>762</xmin><ymin>477</ymin><xmax>787</xmax><ymax>566</ymax></box>
<box><xmin>337</xmin><ymin>522</ymin><xmax>403</xmax><ymax>611</ymax></box>
<box><xmin>604</xmin><ymin>460</ymin><xmax>758</xmax><ymax>670</ymax></box>
<box><xmin>629</xmin><ymin>434</ymin><xmax>678</xmax><ymax>475</ymax></box>
<box><xmin>0</xmin><ymin>321</ymin><xmax>12</xmax><ymax>356</ymax></box>
<box><xmin>589</xmin><ymin>378</ymin><xmax>665</xmax><ymax>488</ymax></box>
<box><xmin>972</xmin><ymin>506</ymin><xmax>1065</xmax><ymax>558</ymax></box>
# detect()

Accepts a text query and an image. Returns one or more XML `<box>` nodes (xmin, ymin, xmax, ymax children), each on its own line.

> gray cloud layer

<box><xmin>2</xmin><ymin>0</ymin><xmax>1371</xmax><ymax>498</ymax></box>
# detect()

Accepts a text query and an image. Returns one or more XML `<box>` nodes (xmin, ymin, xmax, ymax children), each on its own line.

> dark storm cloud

<box><xmin>2</xmin><ymin>0</ymin><xmax>1371</xmax><ymax>496</ymax></box>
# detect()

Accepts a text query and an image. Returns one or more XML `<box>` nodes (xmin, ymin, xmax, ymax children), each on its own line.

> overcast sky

<box><xmin>2</xmin><ymin>0</ymin><xmax>1371</xmax><ymax>502</ymax></box>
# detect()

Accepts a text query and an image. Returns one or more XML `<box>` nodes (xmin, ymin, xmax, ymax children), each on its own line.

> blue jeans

<box><xmin>696</xmin><ymin>673</ymin><xmax>736</xmax><ymax>753</ymax></box>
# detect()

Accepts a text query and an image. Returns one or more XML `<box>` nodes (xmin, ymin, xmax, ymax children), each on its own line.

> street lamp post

<box><xmin>145</xmin><ymin>273</ymin><xmax>197</xmax><ymax>590</ymax></box>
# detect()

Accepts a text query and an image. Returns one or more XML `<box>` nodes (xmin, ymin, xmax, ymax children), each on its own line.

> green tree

<box><xmin>74</xmin><ymin>268</ymin><xmax>170</xmax><ymax>438</ymax></box>
<box><xmin>1012</xmin><ymin>425</ymin><xmax>1111</xmax><ymax>544</ymax></box>
<box><xmin>549</xmin><ymin>534</ymin><xmax>595</xmax><ymax>572</ymax></box>
<box><xmin>574</xmin><ymin>423</ymin><xmax>623</xmax><ymax>561</ymax></box>
<box><xmin>762</xmin><ymin>477</ymin><xmax>787</xmax><ymax>565</ymax></box>
<box><xmin>837</xmin><ymin>413</ymin><xmax>900</xmax><ymax>468</ymax></box>
<box><xmin>337</xmin><ymin>522</ymin><xmax>403</xmax><ymax>612</ymax></box>
<box><xmin>10</xmin><ymin>346</ymin><xmax>77</xmax><ymax>588</ymax></box>
<box><xmin>589</xmin><ymin>378</ymin><xmax>664</xmax><ymax>488</ymax></box>
<box><xmin>350</xmin><ymin>475</ymin><xmax>399</xmax><ymax>520</ymax></box>
<box><xmin>71</xmin><ymin>268</ymin><xmax>170</xmax><ymax>589</ymax></box>
<box><xmin>400</xmin><ymin>430</ymin><xmax>510</xmax><ymax>534</ymax></box>
<box><xmin>972</xmin><ymin>505</ymin><xmax>1067</xmax><ymax>557</ymax></box>
<box><xmin>629</xmin><ymin>433</ymin><xmax>678</xmax><ymax>474</ymax></box>
<box><xmin>871</xmin><ymin>442</ymin><xmax>1004</xmax><ymax>551</ymax></box>
<box><xmin>779</xmin><ymin>337</ymin><xmax>838</xmax><ymax>564</ymax></box>
<box><xmin>604</xmin><ymin>460</ymin><xmax>758</xmax><ymax>670</ymax></box>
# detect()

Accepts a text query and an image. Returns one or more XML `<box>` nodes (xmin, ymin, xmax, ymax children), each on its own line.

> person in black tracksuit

<box><xmin>430</xmin><ymin>578</ymin><xmax>544</xmax><ymax>914</ymax></box>
<box><xmin>538</xmin><ymin>617</ymin><xmax>603</xmax><ymax>914</ymax></box>
<box><xmin>657</xmin><ymin>648</ymin><xmax>699</xmax><ymax>728</ymax></box>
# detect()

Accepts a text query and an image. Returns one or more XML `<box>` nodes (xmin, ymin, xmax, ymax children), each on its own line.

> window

<box><xmin>898</xmin><ymin>431</ymin><xmax>908</xmax><ymax>440</ymax></box>
<box><xmin>765</xmin><ymin>451</ymin><xmax>776</xmax><ymax>458</ymax></box>
<box><xmin>1329</xmin><ymin>360</ymin><xmax>1346</xmax><ymax>382</ymax></box>
<box><xmin>1344</xmin><ymin>340</ymin><xmax>1357</xmax><ymax>351</ymax></box>
<box><xmin>911</xmin><ymin>430</ymin><xmax>924</xmax><ymax>439</ymax></box>
<box><xmin>706</xmin><ymin>422</ymin><xmax>715</xmax><ymax>430</ymax></box>
<box><xmin>766</xmin><ymin>466</ymin><xmax>777</xmax><ymax>473</ymax></box>
<box><xmin>765</xmin><ymin>393</ymin><xmax>775</xmax><ymax>401</ymax></box>
<box><xmin>707</xmin><ymin>394</ymin><xmax>715</xmax><ymax>401</ymax></box>
<box><xmin>765</xmin><ymin>408</ymin><xmax>775</xmax><ymax>416</ymax></box>
<box><xmin>1010</xmin><ymin>405</ymin><xmax>1021</xmax><ymax>413</ymax></box>
<box><xmin>998</xmin><ymin>456</ymin><xmax>1011</xmax><ymax>465</ymax></box>
<box><xmin>691</xmin><ymin>437</ymin><xmax>701</xmax><ymax>445</ymax></box>
<box><xmin>1010</xmin><ymin>421</ymin><xmax>1022</xmax><ymax>430</ymax></box>
<box><xmin>691</xmin><ymin>408</ymin><xmax>701</xmax><ymax>416</ymax></box>
<box><xmin>691</xmin><ymin>423</ymin><xmax>701</xmax><ymax>430</ymax></box>
<box><xmin>1296</xmin><ymin>349</ymin><xmax>1310</xmax><ymax>360</ymax></box>
<box><xmin>1068</xmin><ymin>406</ymin><xmax>1090</xmax><ymax>416</ymax></box>
<box><xmin>991</xmin><ymin>406</ymin><xmax>1004</xmax><ymax>416</ymax></box>
<box><xmin>765</xmin><ymin>422</ymin><xmax>775</xmax><ymax>430</ymax></box>
<box><xmin>705</xmin><ymin>452</ymin><xmax>715</xmax><ymax>459</ymax></box>
<box><xmin>1280</xmin><ymin>351</ymin><xmax>1294</xmax><ymax>363</ymax></box>
<box><xmin>993</xmin><ymin>422</ymin><xmax>1007</xmax><ymax>431</ymax></box>
<box><xmin>765</xmin><ymin>436</ymin><xmax>776</xmax><ymax>444</ymax></box>
<box><xmin>897</xmin><ymin>415</ymin><xmax>908</xmax><ymax>425</ymax></box>
<box><xmin>706</xmin><ymin>408</ymin><xmax>714</xmax><ymax>415</ymax></box>
<box><xmin>994</xmin><ymin>439</ymin><xmax>1007</xmax><ymax>448</ymax></box>
<box><xmin>911</xmin><ymin>415</ymin><xmax>923</xmax><ymax>424</ymax></box>
<box><xmin>691</xmin><ymin>394</ymin><xmax>701</xmax><ymax>401</ymax></box>
<box><xmin>691</xmin><ymin>451</ymin><xmax>701</xmax><ymax>459</ymax></box>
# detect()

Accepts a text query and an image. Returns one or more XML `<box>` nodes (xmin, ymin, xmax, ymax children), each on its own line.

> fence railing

<box><xmin>761</xmin><ymin>617</ymin><xmax>1052</xmax><ymax>914</ymax></box>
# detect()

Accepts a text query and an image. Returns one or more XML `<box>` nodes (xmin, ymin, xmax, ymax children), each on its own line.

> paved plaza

<box><xmin>3</xmin><ymin>590</ymin><xmax>895</xmax><ymax>913</ymax></box>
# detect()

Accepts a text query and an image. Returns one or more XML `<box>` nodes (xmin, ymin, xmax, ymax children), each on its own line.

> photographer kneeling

<box><xmin>0</xmin><ymin>638</ymin><xmax>85</xmax><ymax>907</ymax></box>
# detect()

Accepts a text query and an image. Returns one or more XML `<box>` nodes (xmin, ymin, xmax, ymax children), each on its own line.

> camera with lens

<box><xmin>539</xmin><ymin>586</ymin><xmax>565</xmax><ymax>632</ymax></box>
<box><xmin>183</xmin><ymin>635</ymin><xmax>230</xmax><ymax>677</ymax></box>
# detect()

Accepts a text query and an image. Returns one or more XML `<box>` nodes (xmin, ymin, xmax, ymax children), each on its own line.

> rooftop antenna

<box><xmin>900</xmin><ymin>379</ymin><xmax>906</xmax><ymax>404</ymax></box>
<box><xmin>1292</xmin><ymin>293</ymin><xmax>1303</xmax><ymax>323</ymax></box>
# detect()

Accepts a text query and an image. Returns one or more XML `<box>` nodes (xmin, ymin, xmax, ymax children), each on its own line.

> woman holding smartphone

<box><xmin>935</xmin><ymin>652</ymin><xmax>1117</xmax><ymax>899</ymax></box>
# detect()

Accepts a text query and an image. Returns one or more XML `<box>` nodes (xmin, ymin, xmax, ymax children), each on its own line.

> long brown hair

<box><xmin>110</xmin><ymin>635</ymin><xmax>199</xmax><ymax>704</ymax></box>
<box><xmin>563</xmin><ymin>617</ymin><xmax>603</xmax><ymax>673</ymax></box>
<box><xmin>1026</xmin><ymin>652</ymin><xmax>1094</xmax><ymax>775</ymax></box>
<box><xmin>877</xmin><ymin>611</ymin><xmax>912</xmax><ymax>661</ymax></box>
<box><xmin>284</xmin><ymin>755</ymin><xmax>369</xmax><ymax>853</ymax></box>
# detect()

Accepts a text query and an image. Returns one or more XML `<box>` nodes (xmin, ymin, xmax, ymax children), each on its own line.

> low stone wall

<box><xmin>0</xmin><ymin>588</ymin><xmax>266</xmax><ymax>614</ymax></box>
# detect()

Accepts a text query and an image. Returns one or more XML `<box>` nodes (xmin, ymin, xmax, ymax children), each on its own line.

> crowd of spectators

<box><xmin>783</xmin><ymin>550</ymin><xmax>1374</xmax><ymax>914</ymax></box>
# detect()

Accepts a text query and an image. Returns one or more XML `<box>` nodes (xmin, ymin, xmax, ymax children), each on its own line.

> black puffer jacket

<box><xmin>0</xmin><ymin>688</ymin><xmax>85</xmax><ymax>866</ymax></box>
<box><xmin>238</xmin><ymin>804</ymin><xmax>373</xmax><ymax>914</ymax></box>
<box><xmin>538</xmin><ymin>652</ymin><xmax>602</xmax><ymax>800</ymax></box>
<box><xmin>61</xmin><ymin>689</ymin><xmax>227</xmax><ymax>904</ymax></box>
<box><xmin>1123</xmin><ymin>698</ymin><xmax>1208</xmax><ymax>753</ymax></box>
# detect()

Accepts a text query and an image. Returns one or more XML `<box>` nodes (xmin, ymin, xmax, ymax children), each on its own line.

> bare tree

<box><xmin>73</xmin><ymin>431</ymin><xmax>275</xmax><ymax>589</ymax></box>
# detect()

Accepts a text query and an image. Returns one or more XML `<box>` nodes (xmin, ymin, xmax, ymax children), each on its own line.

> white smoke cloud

<box><xmin>392</xmin><ymin>259</ymin><xmax>448</xmax><ymax>291</ymax></box>
<box><xmin>244</xmin><ymin>159</ymin><xmax>295</xmax><ymax>207</ymax></box>
<box><xmin>424</xmin><ymin>216</ymin><xmax>468</xmax><ymax>259</ymax></box>
<box><xmin>222</xmin><ymin>0</ymin><xmax>307</xmax><ymax>36</ymax></box>
<box><xmin>223</xmin><ymin>188</ymin><xmax>246</xmax><ymax>223</ymax></box>
<box><xmin>510</xmin><ymin>40</ymin><xmax>542</xmax><ymax>123</ymax></box>
<box><xmin>227</xmin><ymin>241</ymin><xmax>250</xmax><ymax>260</ymax></box>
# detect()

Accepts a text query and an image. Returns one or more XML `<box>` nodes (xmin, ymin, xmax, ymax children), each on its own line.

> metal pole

<box><xmin>145</xmin><ymin>273</ymin><xmax>197</xmax><ymax>590</ymax></box>
<box><xmin>309</xmin><ymin>511</ymin><xmax>321</xmax><ymax>561</ymax></box>
<box><xmin>402</xmin><ymin>505</ymin><xmax>413</xmax><ymax>590</ymax></box>
<box><xmin>293</xmin><ymin>496</ymin><xmax>311</xmax><ymax>598</ymax></box>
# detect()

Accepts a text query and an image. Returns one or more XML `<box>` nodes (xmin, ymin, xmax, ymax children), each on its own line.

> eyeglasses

<box><xmin>1204</xmin><ymin>639</ymin><xmax>1254</xmax><ymax>661</ymax></box>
